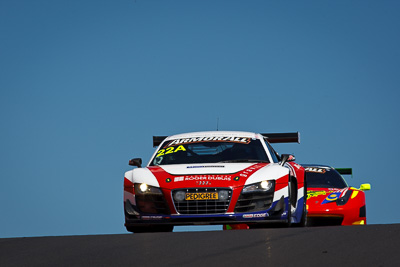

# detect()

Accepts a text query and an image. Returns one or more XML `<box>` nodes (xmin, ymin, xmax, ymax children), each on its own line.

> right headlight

<box><xmin>134</xmin><ymin>183</ymin><xmax>163</xmax><ymax>195</ymax></box>
<box><xmin>242</xmin><ymin>180</ymin><xmax>274</xmax><ymax>193</ymax></box>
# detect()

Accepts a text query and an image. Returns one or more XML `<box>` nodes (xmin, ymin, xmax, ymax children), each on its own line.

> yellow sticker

<box><xmin>351</xmin><ymin>190</ymin><xmax>359</xmax><ymax>199</ymax></box>
<box><xmin>156</xmin><ymin>145</ymin><xmax>186</xmax><ymax>157</ymax></box>
<box><xmin>307</xmin><ymin>190</ymin><xmax>328</xmax><ymax>199</ymax></box>
<box><xmin>174</xmin><ymin>145</ymin><xmax>186</xmax><ymax>152</ymax></box>
<box><xmin>165</xmin><ymin>147</ymin><xmax>175</xmax><ymax>154</ymax></box>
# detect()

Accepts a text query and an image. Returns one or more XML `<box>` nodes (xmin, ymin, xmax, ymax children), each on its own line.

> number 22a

<box><xmin>156</xmin><ymin>145</ymin><xmax>186</xmax><ymax>157</ymax></box>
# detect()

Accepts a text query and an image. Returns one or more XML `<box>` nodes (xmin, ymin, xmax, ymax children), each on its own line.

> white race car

<box><xmin>124</xmin><ymin>131</ymin><xmax>306</xmax><ymax>232</ymax></box>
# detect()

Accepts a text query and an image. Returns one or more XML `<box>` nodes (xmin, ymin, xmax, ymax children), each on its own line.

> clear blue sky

<box><xmin>1</xmin><ymin>0</ymin><xmax>399</xmax><ymax>238</ymax></box>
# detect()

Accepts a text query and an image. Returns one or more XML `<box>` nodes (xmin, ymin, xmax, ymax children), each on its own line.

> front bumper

<box><xmin>124</xmin><ymin>196</ymin><xmax>289</xmax><ymax>227</ymax></box>
<box><xmin>307</xmin><ymin>205</ymin><xmax>367</xmax><ymax>226</ymax></box>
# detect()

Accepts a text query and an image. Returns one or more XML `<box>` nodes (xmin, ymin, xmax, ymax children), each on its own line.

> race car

<box><xmin>304</xmin><ymin>164</ymin><xmax>371</xmax><ymax>226</ymax></box>
<box><xmin>123</xmin><ymin>131</ymin><xmax>307</xmax><ymax>233</ymax></box>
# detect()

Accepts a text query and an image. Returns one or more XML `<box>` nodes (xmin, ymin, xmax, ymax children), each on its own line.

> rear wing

<box><xmin>261</xmin><ymin>132</ymin><xmax>300</xmax><ymax>144</ymax></box>
<box><xmin>153</xmin><ymin>132</ymin><xmax>300</xmax><ymax>147</ymax></box>
<box><xmin>153</xmin><ymin>136</ymin><xmax>168</xmax><ymax>147</ymax></box>
<box><xmin>336</xmin><ymin>168</ymin><xmax>353</xmax><ymax>177</ymax></box>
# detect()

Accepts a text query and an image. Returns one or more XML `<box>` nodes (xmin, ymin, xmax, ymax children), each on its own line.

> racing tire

<box><xmin>286</xmin><ymin>180</ymin><xmax>292</xmax><ymax>227</ymax></box>
<box><xmin>126</xmin><ymin>225</ymin><xmax>174</xmax><ymax>233</ymax></box>
<box><xmin>286</xmin><ymin>203</ymin><xmax>292</xmax><ymax>227</ymax></box>
<box><xmin>292</xmin><ymin>196</ymin><xmax>307</xmax><ymax>227</ymax></box>
<box><xmin>293</xmin><ymin>176</ymin><xmax>307</xmax><ymax>227</ymax></box>
<box><xmin>296</xmin><ymin>172</ymin><xmax>308</xmax><ymax>227</ymax></box>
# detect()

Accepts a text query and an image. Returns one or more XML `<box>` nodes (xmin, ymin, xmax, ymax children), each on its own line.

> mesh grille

<box><xmin>234</xmin><ymin>190</ymin><xmax>274</xmax><ymax>213</ymax></box>
<box><xmin>135</xmin><ymin>194</ymin><xmax>170</xmax><ymax>214</ymax></box>
<box><xmin>172</xmin><ymin>188</ymin><xmax>232</xmax><ymax>214</ymax></box>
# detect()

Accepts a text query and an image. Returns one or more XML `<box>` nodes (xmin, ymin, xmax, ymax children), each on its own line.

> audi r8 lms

<box><xmin>124</xmin><ymin>131</ymin><xmax>306</xmax><ymax>233</ymax></box>
<box><xmin>304</xmin><ymin>164</ymin><xmax>371</xmax><ymax>226</ymax></box>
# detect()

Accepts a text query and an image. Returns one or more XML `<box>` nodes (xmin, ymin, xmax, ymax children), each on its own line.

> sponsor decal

<box><xmin>141</xmin><ymin>216</ymin><xmax>163</xmax><ymax>220</ymax></box>
<box><xmin>173</xmin><ymin>175</ymin><xmax>231</xmax><ymax>182</ymax></box>
<box><xmin>185</xmin><ymin>192</ymin><xmax>218</xmax><ymax>200</ymax></box>
<box><xmin>305</xmin><ymin>167</ymin><xmax>327</xmax><ymax>173</ymax></box>
<box><xmin>174</xmin><ymin>177</ymin><xmax>184</xmax><ymax>182</ymax></box>
<box><xmin>185</xmin><ymin>175</ymin><xmax>231</xmax><ymax>181</ymax></box>
<box><xmin>322</xmin><ymin>192</ymin><xmax>341</xmax><ymax>204</ymax></box>
<box><xmin>234</xmin><ymin>176</ymin><xmax>240</xmax><ymax>181</ymax></box>
<box><xmin>196</xmin><ymin>181</ymin><xmax>210</xmax><ymax>185</ymax></box>
<box><xmin>243</xmin><ymin>213</ymin><xmax>267</xmax><ymax>219</ymax></box>
<box><xmin>307</xmin><ymin>190</ymin><xmax>330</xmax><ymax>199</ymax></box>
<box><xmin>187</xmin><ymin>165</ymin><xmax>224</xmax><ymax>168</ymax></box>
<box><xmin>321</xmin><ymin>189</ymin><xmax>347</xmax><ymax>204</ymax></box>
<box><xmin>166</xmin><ymin>136</ymin><xmax>251</xmax><ymax>147</ymax></box>
<box><xmin>166</xmin><ymin>178</ymin><xmax>172</xmax><ymax>183</ymax></box>
<box><xmin>239</xmin><ymin>164</ymin><xmax>265</xmax><ymax>178</ymax></box>
<box><xmin>307</xmin><ymin>189</ymin><xmax>345</xmax><ymax>200</ymax></box>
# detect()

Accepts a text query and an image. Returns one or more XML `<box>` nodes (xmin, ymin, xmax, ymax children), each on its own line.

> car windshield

<box><xmin>305</xmin><ymin>167</ymin><xmax>348</xmax><ymax>188</ymax></box>
<box><xmin>150</xmin><ymin>137</ymin><xmax>269</xmax><ymax>166</ymax></box>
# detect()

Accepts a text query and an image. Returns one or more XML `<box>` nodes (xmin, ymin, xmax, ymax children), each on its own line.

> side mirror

<box><xmin>280</xmin><ymin>154</ymin><xmax>295</xmax><ymax>166</ymax></box>
<box><xmin>359</xmin><ymin>183</ymin><xmax>371</xmax><ymax>191</ymax></box>
<box><xmin>129</xmin><ymin>158</ymin><xmax>142</xmax><ymax>167</ymax></box>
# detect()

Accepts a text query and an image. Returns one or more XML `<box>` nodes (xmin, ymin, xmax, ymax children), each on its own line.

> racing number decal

<box><xmin>157</xmin><ymin>145</ymin><xmax>186</xmax><ymax>157</ymax></box>
<box><xmin>160</xmin><ymin>147</ymin><xmax>174</xmax><ymax>156</ymax></box>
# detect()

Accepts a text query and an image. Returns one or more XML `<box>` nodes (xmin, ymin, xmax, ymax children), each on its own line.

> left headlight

<box><xmin>134</xmin><ymin>183</ymin><xmax>163</xmax><ymax>195</ymax></box>
<box><xmin>133</xmin><ymin>183</ymin><xmax>170</xmax><ymax>214</ymax></box>
<box><xmin>336</xmin><ymin>190</ymin><xmax>352</xmax><ymax>206</ymax></box>
<box><xmin>242</xmin><ymin>180</ymin><xmax>274</xmax><ymax>193</ymax></box>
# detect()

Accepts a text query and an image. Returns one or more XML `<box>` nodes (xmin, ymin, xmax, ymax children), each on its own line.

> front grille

<box><xmin>234</xmin><ymin>190</ymin><xmax>274</xmax><ymax>213</ymax></box>
<box><xmin>172</xmin><ymin>188</ymin><xmax>232</xmax><ymax>214</ymax></box>
<box><xmin>135</xmin><ymin>194</ymin><xmax>170</xmax><ymax>214</ymax></box>
<box><xmin>307</xmin><ymin>216</ymin><xmax>343</xmax><ymax>226</ymax></box>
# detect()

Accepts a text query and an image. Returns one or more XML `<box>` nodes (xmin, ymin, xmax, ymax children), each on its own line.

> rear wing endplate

<box><xmin>261</xmin><ymin>132</ymin><xmax>300</xmax><ymax>144</ymax></box>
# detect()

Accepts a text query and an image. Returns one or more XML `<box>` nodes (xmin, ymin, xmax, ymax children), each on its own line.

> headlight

<box><xmin>260</xmin><ymin>181</ymin><xmax>271</xmax><ymax>190</ymax></box>
<box><xmin>243</xmin><ymin>180</ymin><xmax>274</xmax><ymax>193</ymax></box>
<box><xmin>336</xmin><ymin>190</ymin><xmax>352</xmax><ymax>206</ymax></box>
<box><xmin>134</xmin><ymin>183</ymin><xmax>162</xmax><ymax>195</ymax></box>
<box><xmin>139</xmin><ymin>183</ymin><xmax>148</xmax><ymax>193</ymax></box>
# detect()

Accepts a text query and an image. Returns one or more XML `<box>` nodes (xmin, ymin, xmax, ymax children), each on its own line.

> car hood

<box><xmin>307</xmin><ymin>187</ymin><xmax>350</xmax><ymax>207</ymax></box>
<box><xmin>155</xmin><ymin>163</ymin><xmax>254</xmax><ymax>175</ymax></box>
<box><xmin>126</xmin><ymin>162</ymin><xmax>289</xmax><ymax>189</ymax></box>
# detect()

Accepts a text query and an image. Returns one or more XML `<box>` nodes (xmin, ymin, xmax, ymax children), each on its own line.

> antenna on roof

<box><xmin>216</xmin><ymin>117</ymin><xmax>219</xmax><ymax>131</ymax></box>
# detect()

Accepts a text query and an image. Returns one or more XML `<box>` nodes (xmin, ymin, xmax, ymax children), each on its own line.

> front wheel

<box><xmin>293</xmin><ymin>184</ymin><xmax>307</xmax><ymax>227</ymax></box>
<box><xmin>292</xmin><ymin>199</ymin><xmax>307</xmax><ymax>227</ymax></box>
<box><xmin>286</xmin><ymin>201</ymin><xmax>292</xmax><ymax>227</ymax></box>
<box><xmin>286</xmin><ymin>179</ymin><xmax>293</xmax><ymax>227</ymax></box>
